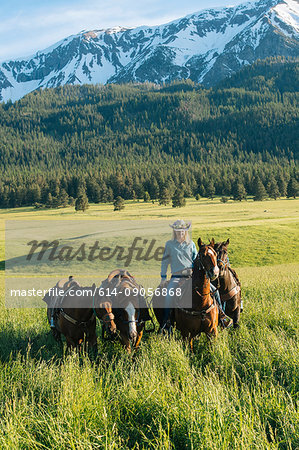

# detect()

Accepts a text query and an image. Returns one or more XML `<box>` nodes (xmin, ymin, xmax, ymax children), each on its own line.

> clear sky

<box><xmin>0</xmin><ymin>0</ymin><xmax>245</xmax><ymax>62</ymax></box>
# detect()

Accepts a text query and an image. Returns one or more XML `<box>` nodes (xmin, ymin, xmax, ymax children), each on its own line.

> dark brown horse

<box><xmin>153</xmin><ymin>238</ymin><xmax>219</xmax><ymax>350</ymax></box>
<box><xmin>44</xmin><ymin>277</ymin><xmax>117</xmax><ymax>355</ymax></box>
<box><xmin>213</xmin><ymin>239</ymin><xmax>242</xmax><ymax>328</ymax></box>
<box><xmin>101</xmin><ymin>269</ymin><xmax>152</xmax><ymax>353</ymax></box>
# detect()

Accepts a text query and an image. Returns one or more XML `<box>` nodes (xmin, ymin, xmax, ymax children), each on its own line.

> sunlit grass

<box><xmin>0</xmin><ymin>199</ymin><xmax>298</xmax><ymax>448</ymax></box>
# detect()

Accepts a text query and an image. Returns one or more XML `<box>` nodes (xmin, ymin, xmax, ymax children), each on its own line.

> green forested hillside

<box><xmin>0</xmin><ymin>58</ymin><xmax>298</xmax><ymax>207</ymax></box>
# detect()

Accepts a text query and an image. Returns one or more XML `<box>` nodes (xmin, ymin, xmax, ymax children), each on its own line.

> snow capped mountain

<box><xmin>1</xmin><ymin>0</ymin><xmax>298</xmax><ymax>102</ymax></box>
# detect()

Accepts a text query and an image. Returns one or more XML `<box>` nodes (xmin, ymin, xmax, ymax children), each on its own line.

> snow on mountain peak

<box><xmin>0</xmin><ymin>0</ymin><xmax>298</xmax><ymax>102</ymax></box>
<box><xmin>272</xmin><ymin>0</ymin><xmax>299</xmax><ymax>33</ymax></box>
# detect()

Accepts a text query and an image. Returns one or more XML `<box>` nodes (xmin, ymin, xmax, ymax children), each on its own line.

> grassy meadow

<box><xmin>0</xmin><ymin>198</ymin><xmax>298</xmax><ymax>449</ymax></box>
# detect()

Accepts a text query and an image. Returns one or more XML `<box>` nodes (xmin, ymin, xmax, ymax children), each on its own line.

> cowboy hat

<box><xmin>170</xmin><ymin>219</ymin><xmax>191</xmax><ymax>230</ymax></box>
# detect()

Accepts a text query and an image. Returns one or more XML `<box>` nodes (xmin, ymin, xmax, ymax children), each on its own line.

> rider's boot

<box><xmin>212</xmin><ymin>289</ymin><xmax>233</xmax><ymax>329</ymax></box>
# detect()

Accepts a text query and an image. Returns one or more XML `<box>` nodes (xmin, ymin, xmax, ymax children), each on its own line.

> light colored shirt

<box><xmin>161</xmin><ymin>239</ymin><xmax>197</xmax><ymax>278</ymax></box>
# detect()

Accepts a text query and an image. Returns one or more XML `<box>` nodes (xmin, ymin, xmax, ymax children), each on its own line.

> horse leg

<box><xmin>232</xmin><ymin>307</ymin><xmax>240</xmax><ymax>328</ymax></box>
<box><xmin>206</xmin><ymin>320</ymin><xmax>218</xmax><ymax>344</ymax></box>
<box><xmin>88</xmin><ymin>333</ymin><xmax>98</xmax><ymax>360</ymax></box>
<box><xmin>64</xmin><ymin>343</ymin><xmax>71</xmax><ymax>358</ymax></box>
<box><xmin>226</xmin><ymin>297</ymin><xmax>240</xmax><ymax>328</ymax></box>
<box><xmin>119</xmin><ymin>333</ymin><xmax>131</xmax><ymax>353</ymax></box>
<box><xmin>85</xmin><ymin>321</ymin><xmax>98</xmax><ymax>360</ymax></box>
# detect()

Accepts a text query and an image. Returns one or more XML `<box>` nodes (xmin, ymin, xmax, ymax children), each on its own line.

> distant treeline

<box><xmin>0</xmin><ymin>57</ymin><xmax>298</xmax><ymax>208</ymax></box>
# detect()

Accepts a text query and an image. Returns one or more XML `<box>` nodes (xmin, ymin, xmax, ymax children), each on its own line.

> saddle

<box><xmin>220</xmin><ymin>268</ymin><xmax>241</xmax><ymax>302</ymax></box>
<box><xmin>101</xmin><ymin>269</ymin><xmax>151</xmax><ymax>322</ymax></box>
<box><xmin>101</xmin><ymin>269</ymin><xmax>139</xmax><ymax>301</ymax></box>
<box><xmin>44</xmin><ymin>276</ymin><xmax>81</xmax><ymax>328</ymax></box>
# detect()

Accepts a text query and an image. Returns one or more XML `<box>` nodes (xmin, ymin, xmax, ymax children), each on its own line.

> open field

<box><xmin>0</xmin><ymin>198</ymin><xmax>298</xmax><ymax>449</ymax></box>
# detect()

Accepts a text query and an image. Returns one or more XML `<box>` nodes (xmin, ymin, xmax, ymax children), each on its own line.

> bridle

<box><xmin>217</xmin><ymin>249</ymin><xmax>229</xmax><ymax>271</ymax></box>
<box><xmin>113</xmin><ymin>307</ymin><xmax>140</xmax><ymax>325</ymax></box>
<box><xmin>101</xmin><ymin>310</ymin><xmax>115</xmax><ymax>323</ymax></box>
<box><xmin>180</xmin><ymin>246</ymin><xmax>217</xmax><ymax>319</ymax></box>
<box><xmin>92</xmin><ymin>292</ymin><xmax>115</xmax><ymax>326</ymax></box>
<box><xmin>195</xmin><ymin>245</ymin><xmax>218</xmax><ymax>280</ymax></box>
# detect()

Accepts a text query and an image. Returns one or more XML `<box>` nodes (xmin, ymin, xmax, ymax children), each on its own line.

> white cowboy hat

<box><xmin>170</xmin><ymin>219</ymin><xmax>191</xmax><ymax>230</ymax></box>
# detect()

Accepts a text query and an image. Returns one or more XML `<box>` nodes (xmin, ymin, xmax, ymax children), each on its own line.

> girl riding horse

<box><xmin>159</xmin><ymin>219</ymin><xmax>232</xmax><ymax>333</ymax></box>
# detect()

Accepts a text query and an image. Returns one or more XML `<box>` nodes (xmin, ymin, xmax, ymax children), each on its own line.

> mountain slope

<box><xmin>0</xmin><ymin>0</ymin><xmax>298</xmax><ymax>102</ymax></box>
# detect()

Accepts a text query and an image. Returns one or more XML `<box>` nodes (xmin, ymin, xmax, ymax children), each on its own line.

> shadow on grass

<box><xmin>0</xmin><ymin>319</ymin><xmax>154</xmax><ymax>365</ymax></box>
<box><xmin>0</xmin><ymin>326</ymin><xmax>64</xmax><ymax>363</ymax></box>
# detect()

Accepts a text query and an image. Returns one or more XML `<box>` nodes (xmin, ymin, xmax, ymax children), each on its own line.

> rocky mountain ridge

<box><xmin>0</xmin><ymin>0</ymin><xmax>298</xmax><ymax>101</ymax></box>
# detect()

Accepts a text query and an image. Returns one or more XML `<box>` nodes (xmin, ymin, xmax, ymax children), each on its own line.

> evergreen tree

<box><xmin>172</xmin><ymin>188</ymin><xmax>186</xmax><ymax>208</ymax></box>
<box><xmin>58</xmin><ymin>189</ymin><xmax>69</xmax><ymax>207</ymax></box>
<box><xmin>287</xmin><ymin>177</ymin><xmax>299</xmax><ymax>198</ymax></box>
<box><xmin>253</xmin><ymin>177</ymin><xmax>267</xmax><ymax>201</ymax></box>
<box><xmin>277</xmin><ymin>174</ymin><xmax>288</xmax><ymax>197</ymax></box>
<box><xmin>26</xmin><ymin>184</ymin><xmax>41</xmax><ymax>204</ymax></box>
<box><xmin>149</xmin><ymin>179</ymin><xmax>160</xmax><ymax>200</ymax></box>
<box><xmin>86</xmin><ymin>180</ymin><xmax>101</xmax><ymax>203</ymax></box>
<box><xmin>199</xmin><ymin>184</ymin><xmax>206</xmax><ymax>198</ymax></box>
<box><xmin>113</xmin><ymin>196</ymin><xmax>125</xmax><ymax>211</ymax></box>
<box><xmin>159</xmin><ymin>187</ymin><xmax>171</xmax><ymax>206</ymax></box>
<box><xmin>267</xmin><ymin>177</ymin><xmax>280</xmax><ymax>199</ymax></box>
<box><xmin>75</xmin><ymin>193</ymin><xmax>89</xmax><ymax>212</ymax></box>
<box><xmin>143</xmin><ymin>191</ymin><xmax>150</xmax><ymax>202</ymax></box>
<box><xmin>206</xmin><ymin>180</ymin><xmax>215</xmax><ymax>199</ymax></box>
<box><xmin>46</xmin><ymin>193</ymin><xmax>53</xmax><ymax>208</ymax></box>
<box><xmin>232</xmin><ymin>179</ymin><xmax>247</xmax><ymax>201</ymax></box>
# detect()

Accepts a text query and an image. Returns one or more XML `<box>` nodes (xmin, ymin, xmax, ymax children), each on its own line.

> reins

<box><xmin>178</xmin><ymin>298</ymin><xmax>216</xmax><ymax>317</ymax></box>
<box><xmin>183</xmin><ymin>245</ymin><xmax>217</xmax><ymax>319</ymax></box>
<box><xmin>92</xmin><ymin>289</ymin><xmax>115</xmax><ymax>321</ymax></box>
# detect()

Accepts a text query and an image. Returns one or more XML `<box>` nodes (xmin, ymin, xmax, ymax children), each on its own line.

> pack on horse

<box><xmin>153</xmin><ymin>238</ymin><xmax>219</xmax><ymax>350</ymax></box>
<box><xmin>43</xmin><ymin>276</ymin><xmax>117</xmax><ymax>355</ymax></box>
<box><xmin>100</xmin><ymin>269</ymin><xmax>153</xmax><ymax>353</ymax></box>
<box><xmin>213</xmin><ymin>239</ymin><xmax>242</xmax><ymax>328</ymax></box>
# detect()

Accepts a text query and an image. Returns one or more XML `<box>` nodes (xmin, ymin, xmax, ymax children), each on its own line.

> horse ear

<box><xmin>225</xmin><ymin>238</ymin><xmax>230</xmax><ymax>247</ymax></box>
<box><xmin>198</xmin><ymin>237</ymin><xmax>203</xmax><ymax>247</ymax></box>
<box><xmin>210</xmin><ymin>238</ymin><xmax>215</xmax><ymax>247</ymax></box>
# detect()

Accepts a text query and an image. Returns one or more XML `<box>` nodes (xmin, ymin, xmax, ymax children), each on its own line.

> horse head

<box><xmin>115</xmin><ymin>291</ymin><xmax>140</xmax><ymax>345</ymax></box>
<box><xmin>196</xmin><ymin>238</ymin><xmax>219</xmax><ymax>281</ymax></box>
<box><xmin>213</xmin><ymin>238</ymin><xmax>229</xmax><ymax>277</ymax></box>
<box><xmin>92</xmin><ymin>284</ymin><xmax>117</xmax><ymax>338</ymax></box>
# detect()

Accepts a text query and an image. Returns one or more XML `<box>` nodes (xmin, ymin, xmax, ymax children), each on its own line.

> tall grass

<box><xmin>0</xmin><ymin>270</ymin><xmax>298</xmax><ymax>449</ymax></box>
<box><xmin>0</xmin><ymin>200</ymin><xmax>298</xmax><ymax>449</ymax></box>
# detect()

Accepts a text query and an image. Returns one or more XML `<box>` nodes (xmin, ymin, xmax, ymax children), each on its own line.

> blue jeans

<box><xmin>210</xmin><ymin>283</ymin><xmax>225</xmax><ymax>313</ymax></box>
<box><xmin>162</xmin><ymin>278</ymin><xmax>181</xmax><ymax>324</ymax></box>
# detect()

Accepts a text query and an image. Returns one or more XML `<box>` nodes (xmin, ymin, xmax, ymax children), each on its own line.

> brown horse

<box><xmin>44</xmin><ymin>277</ymin><xmax>117</xmax><ymax>356</ymax></box>
<box><xmin>153</xmin><ymin>238</ymin><xmax>219</xmax><ymax>350</ymax></box>
<box><xmin>213</xmin><ymin>239</ymin><xmax>242</xmax><ymax>328</ymax></box>
<box><xmin>101</xmin><ymin>269</ymin><xmax>152</xmax><ymax>353</ymax></box>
